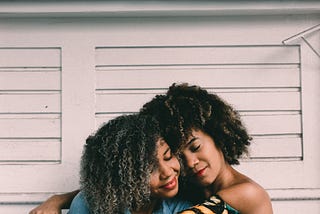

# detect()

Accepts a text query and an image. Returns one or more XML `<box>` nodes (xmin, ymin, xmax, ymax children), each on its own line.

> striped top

<box><xmin>178</xmin><ymin>195</ymin><xmax>239</xmax><ymax>214</ymax></box>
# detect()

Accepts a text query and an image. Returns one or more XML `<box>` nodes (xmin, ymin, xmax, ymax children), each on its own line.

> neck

<box><xmin>204</xmin><ymin>164</ymin><xmax>236</xmax><ymax>198</ymax></box>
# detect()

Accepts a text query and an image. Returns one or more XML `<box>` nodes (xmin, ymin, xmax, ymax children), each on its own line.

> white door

<box><xmin>0</xmin><ymin>2</ymin><xmax>319</xmax><ymax>213</ymax></box>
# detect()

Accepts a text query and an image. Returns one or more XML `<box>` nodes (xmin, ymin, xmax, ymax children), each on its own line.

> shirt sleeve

<box><xmin>68</xmin><ymin>191</ymin><xmax>91</xmax><ymax>214</ymax></box>
<box><xmin>161</xmin><ymin>197</ymin><xmax>193</xmax><ymax>213</ymax></box>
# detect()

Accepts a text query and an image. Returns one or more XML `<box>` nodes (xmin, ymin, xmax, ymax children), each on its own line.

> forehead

<box><xmin>155</xmin><ymin>138</ymin><xmax>170</xmax><ymax>154</ymax></box>
<box><xmin>157</xmin><ymin>138</ymin><xmax>169</xmax><ymax>150</ymax></box>
<box><xmin>177</xmin><ymin>129</ymin><xmax>205</xmax><ymax>151</ymax></box>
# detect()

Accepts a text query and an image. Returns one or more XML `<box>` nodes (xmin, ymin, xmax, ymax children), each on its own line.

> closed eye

<box><xmin>190</xmin><ymin>144</ymin><xmax>200</xmax><ymax>152</ymax></box>
<box><xmin>164</xmin><ymin>148</ymin><xmax>173</xmax><ymax>161</ymax></box>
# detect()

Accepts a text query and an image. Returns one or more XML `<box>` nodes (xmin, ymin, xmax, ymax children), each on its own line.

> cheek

<box><xmin>173</xmin><ymin>158</ymin><xmax>181</xmax><ymax>171</ymax></box>
<box><xmin>168</xmin><ymin>156</ymin><xmax>181</xmax><ymax>173</ymax></box>
<box><xmin>149</xmin><ymin>172</ymin><xmax>159</xmax><ymax>191</ymax></box>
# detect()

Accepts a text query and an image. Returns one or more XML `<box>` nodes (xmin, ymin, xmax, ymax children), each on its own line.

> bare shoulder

<box><xmin>217</xmin><ymin>180</ymin><xmax>273</xmax><ymax>214</ymax></box>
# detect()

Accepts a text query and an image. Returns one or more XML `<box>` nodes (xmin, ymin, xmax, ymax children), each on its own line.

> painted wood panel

<box><xmin>95</xmin><ymin>113</ymin><xmax>301</xmax><ymax>135</ymax></box>
<box><xmin>249</xmin><ymin>136</ymin><xmax>302</xmax><ymax>159</ymax></box>
<box><xmin>0</xmin><ymin>93</ymin><xmax>60</xmax><ymax>113</ymax></box>
<box><xmin>0</xmin><ymin>48</ymin><xmax>62</xmax><ymax>163</ymax></box>
<box><xmin>96</xmin><ymin>65</ymin><xmax>300</xmax><ymax>89</ymax></box>
<box><xmin>95</xmin><ymin>113</ymin><xmax>301</xmax><ymax>159</ymax></box>
<box><xmin>272</xmin><ymin>200</ymin><xmax>320</xmax><ymax>213</ymax></box>
<box><xmin>0</xmin><ymin>5</ymin><xmax>318</xmax><ymax>213</ymax></box>
<box><xmin>95</xmin><ymin>90</ymin><xmax>300</xmax><ymax>112</ymax></box>
<box><xmin>94</xmin><ymin>45</ymin><xmax>302</xmax><ymax>162</ymax></box>
<box><xmin>96</xmin><ymin>46</ymin><xmax>300</xmax><ymax>66</ymax></box>
<box><xmin>0</xmin><ymin>115</ymin><xmax>60</xmax><ymax>138</ymax></box>
<box><xmin>0</xmin><ymin>48</ymin><xmax>60</xmax><ymax>68</ymax></box>
<box><xmin>0</xmin><ymin>139</ymin><xmax>60</xmax><ymax>162</ymax></box>
<box><xmin>0</xmin><ymin>69</ymin><xmax>60</xmax><ymax>90</ymax></box>
<box><xmin>242</xmin><ymin>113</ymin><xmax>301</xmax><ymax>135</ymax></box>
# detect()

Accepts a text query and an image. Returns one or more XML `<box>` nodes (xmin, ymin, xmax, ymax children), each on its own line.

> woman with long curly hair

<box><xmin>68</xmin><ymin>114</ymin><xmax>191</xmax><ymax>214</ymax></box>
<box><xmin>30</xmin><ymin>83</ymin><xmax>273</xmax><ymax>214</ymax></box>
<box><xmin>140</xmin><ymin>83</ymin><xmax>273</xmax><ymax>214</ymax></box>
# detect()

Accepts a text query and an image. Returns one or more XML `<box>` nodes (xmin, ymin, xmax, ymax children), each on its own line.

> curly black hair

<box><xmin>80</xmin><ymin>114</ymin><xmax>160</xmax><ymax>214</ymax></box>
<box><xmin>140</xmin><ymin>83</ymin><xmax>251</xmax><ymax>165</ymax></box>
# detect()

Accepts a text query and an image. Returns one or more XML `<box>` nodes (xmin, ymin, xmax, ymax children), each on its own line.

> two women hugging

<box><xmin>30</xmin><ymin>83</ymin><xmax>273</xmax><ymax>214</ymax></box>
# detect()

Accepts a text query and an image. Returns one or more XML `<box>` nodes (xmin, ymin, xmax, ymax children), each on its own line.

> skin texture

<box><xmin>30</xmin><ymin>114</ymin><xmax>182</xmax><ymax>214</ymax></box>
<box><xmin>29</xmin><ymin>139</ymin><xmax>180</xmax><ymax>214</ymax></box>
<box><xmin>134</xmin><ymin>139</ymin><xmax>181</xmax><ymax>214</ymax></box>
<box><xmin>181</xmin><ymin>129</ymin><xmax>273</xmax><ymax>214</ymax></box>
<box><xmin>141</xmin><ymin>83</ymin><xmax>273</xmax><ymax>213</ymax></box>
<box><xmin>149</xmin><ymin>139</ymin><xmax>180</xmax><ymax>200</ymax></box>
<box><xmin>183</xmin><ymin>130</ymin><xmax>224</xmax><ymax>188</ymax></box>
<box><xmin>29</xmin><ymin>83</ymin><xmax>274</xmax><ymax>214</ymax></box>
<box><xmin>80</xmin><ymin>114</ymin><xmax>181</xmax><ymax>213</ymax></box>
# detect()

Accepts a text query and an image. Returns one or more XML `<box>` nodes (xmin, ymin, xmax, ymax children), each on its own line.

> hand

<box><xmin>29</xmin><ymin>190</ymin><xmax>80</xmax><ymax>214</ymax></box>
<box><xmin>29</xmin><ymin>195</ymin><xmax>62</xmax><ymax>214</ymax></box>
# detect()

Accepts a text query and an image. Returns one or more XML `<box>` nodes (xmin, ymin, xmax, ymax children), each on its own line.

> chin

<box><xmin>196</xmin><ymin>178</ymin><xmax>212</xmax><ymax>187</ymax></box>
<box><xmin>162</xmin><ymin>189</ymin><xmax>179</xmax><ymax>199</ymax></box>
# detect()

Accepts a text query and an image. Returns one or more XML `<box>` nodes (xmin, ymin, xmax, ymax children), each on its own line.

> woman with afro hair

<box><xmin>140</xmin><ymin>83</ymin><xmax>273</xmax><ymax>214</ymax></box>
<box><xmin>30</xmin><ymin>83</ymin><xmax>273</xmax><ymax>214</ymax></box>
<box><xmin>68</xmin><ymin>113</ymin><xmax>191</xmax><ymax>214</ymax></box>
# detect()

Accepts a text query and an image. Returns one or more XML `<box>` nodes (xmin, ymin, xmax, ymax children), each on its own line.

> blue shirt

<box><xmin>68</xmin><ymin>191</ymin><xmax>192</xmax><ymax>214</ymax></box>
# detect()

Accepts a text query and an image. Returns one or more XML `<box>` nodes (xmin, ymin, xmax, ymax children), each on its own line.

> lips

<box><xmin>162</xmin><ymin>176</ymin><xmax>177</xmax><ymax>190</ymax></box>
<box><xmin>195</xmin><ymin>167</ymin><xmax>206</xmax><ymax>177</ymax></box>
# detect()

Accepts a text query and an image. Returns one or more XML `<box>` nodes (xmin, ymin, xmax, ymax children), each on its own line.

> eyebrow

<box><xmin>163</xmin><ymin>147</ymin><xmax>170</xmax><ymax>156</ymax></box>
<box><xmin>187</xmin><ymin>137</ymin><xmax>198</xmax><ymax>145</ymax></box>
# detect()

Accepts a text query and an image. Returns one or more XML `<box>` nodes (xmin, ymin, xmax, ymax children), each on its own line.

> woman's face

<box><xmin>149</xmin><ymin>139</ymin><xmax>180</xmax><ymax>199</ymax></box>
<box><xmin>181</xmin><ymin>129</ymin><xmax>225</xmax><ymax>187</ymax></box>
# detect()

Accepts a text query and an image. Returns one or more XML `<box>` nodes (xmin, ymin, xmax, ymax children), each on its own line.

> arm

<box><xmin>219</xmin><ymin>182</ymin><xmax>273</xmax><ymax>214</ymax></box>
<box><xmin>29</xmin><ymin>190</ymin><xmax>80</xmax><ymax>214</ymax></box>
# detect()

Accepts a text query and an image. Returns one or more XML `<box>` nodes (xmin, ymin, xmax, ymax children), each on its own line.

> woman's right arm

<box><xmin>29</xmin><ymin>190</ymin><xmax>80</xmax><ymax>214</ymax></box>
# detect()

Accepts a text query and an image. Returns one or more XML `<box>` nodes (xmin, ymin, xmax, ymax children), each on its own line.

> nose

<box><xmin>159</xmin><ymin>163</ymin><xmax>173</xmax><ymax>180</ymax></box>
<box><xmin>183</xmin><ymin>152</ymin><xmax>199</xmax><ymax>169</ymax></box>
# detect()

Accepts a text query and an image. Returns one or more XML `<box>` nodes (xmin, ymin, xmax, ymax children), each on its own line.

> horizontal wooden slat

<box><xmin>96</xmin><ymin>46</ymin><xmax>299</xmax><ymax>66</ymax></box>
<box><xmin>95</xmin><ymin>90</ymin><xmax>301</xmax><ymax>112</ymax></box>
<box><xmin>0</xmin><ymin>192</ymin><xmax>60</xmax><ymax>204</ymax></box>
<box><xmin>0</xmin><ymin>48</ymin><xmax>61</xmax><ymax>68</ymax></box>
<box><xmin>268</xmin><ymin>189</ymin><xmax>320</xmax><ymax>201</ymax></box>
<box><xmin>95</xmin><ymin>114</ymin><xmax>121</xmax><ymax>128</ymax></box>
<box><xmin>243</xmin><ymin>113</ymin><xmax>301</xmax><ymax>135</ymax></box>
<box><xmin>0</xmin><ymin>115</ymin><xmax>60</xmax><ymax>138</ymax></box>
<box><xmin>0</xmin><ymin>205</ymin><xmax>68</xmax><ymax>214</ymax></box>
<box><xmin>272</xmin><ymin>200</ymin><xmax>320</xmax><ymax>213</ymax></box>
<box><xmin>95</xmin><ymin>92</ymin><xmax>157</xmax><ymax>113</ymax></box>
<box><xmin>0</xmin><ymin>70</ymin><xmax>60</xmax><ymax>90</ymax></box>
<box><xmin>0</xmin><ymin>93</ymin><xmax>60</xmax><ymax>113</ymax></box>
<box><xmin>96</xmin><ymin>65</ymin><xmax>300</xmax><ymax>89</ymax></box>
<box><xmin>220</xmin><ymin>91</ymin><xmax>300</xmax><ymax>111</ymax></box>
<box><xmin>0</xmin><ymin>205</ymin><xmax>46</xmax><ymax>214</ymax></box>
<box><xmin>0</xmin><ymin>139</ymin><xmax>60</xmax><ymax>161</ymax></box>
<box><xmin>249</xmin><ymin>136</ymin><xmax>302</xmax><ymax>158</ymax></box>
<box><xmin>95</xmin><ymin>113</ymin><xmax>301</xmax><ymax>136</ymax></box>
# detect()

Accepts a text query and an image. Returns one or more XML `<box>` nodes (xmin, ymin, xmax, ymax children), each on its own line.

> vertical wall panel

<box><xmin>0</xmin><ymin>48</ymin><xmax>61</xmax><ymax>163</ymax></box>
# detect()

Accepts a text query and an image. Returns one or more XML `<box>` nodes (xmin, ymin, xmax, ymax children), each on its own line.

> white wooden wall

<box><xmin>0</xmin><ymin>1</ymin><xmax>319</xmax><ymax>213</ymax></box>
